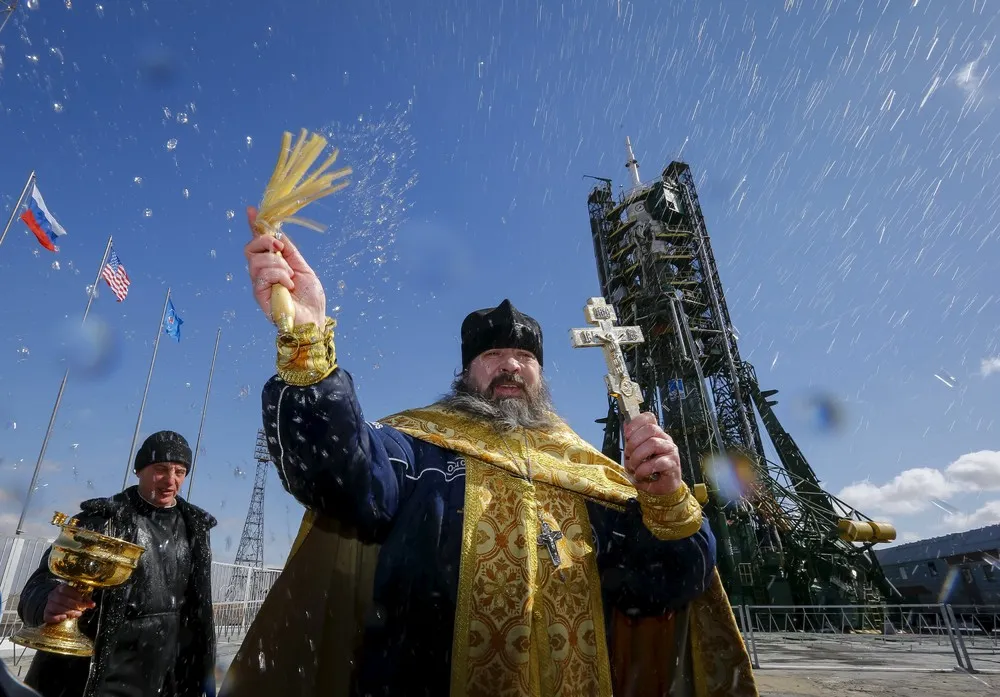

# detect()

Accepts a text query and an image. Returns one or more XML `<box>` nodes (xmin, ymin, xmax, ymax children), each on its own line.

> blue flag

<box><xmin>163</xmin><ymin>299</ymin><xmax>183</xmax><ymax>342</ymax></box>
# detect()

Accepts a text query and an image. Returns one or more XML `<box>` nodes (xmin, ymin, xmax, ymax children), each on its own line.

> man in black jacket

<box><xmin>16</xmin><ymin>430</ymin><xmax>218</xmax><ymax>697</ymax></box>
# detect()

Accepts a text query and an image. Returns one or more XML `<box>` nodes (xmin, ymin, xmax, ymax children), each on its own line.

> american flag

<box><xmin>101</xmin><ymin>248</ymin><xmax>131</xmax><ymax>302</ymax></box>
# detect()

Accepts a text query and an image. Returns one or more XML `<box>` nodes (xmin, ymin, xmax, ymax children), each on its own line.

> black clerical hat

<box><xmin>461</xmin><ymin>299</ymin><xmax>543</xmax><ymax>369</ymax></box>
<box><xmin>134</xmin><ymin>430</ymin><xmax>193</xmax><ymax>473</ymax></box>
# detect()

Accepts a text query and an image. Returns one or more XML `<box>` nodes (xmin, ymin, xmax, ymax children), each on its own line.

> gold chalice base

<box><xmin>12</xmin><ymin>613</ymin><xmax>95</xmax><ymax>657</ymax></box>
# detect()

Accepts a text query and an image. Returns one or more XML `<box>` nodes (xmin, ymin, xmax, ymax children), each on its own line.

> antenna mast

<box><xmin>0</xmin><ymin>1</ymin><xmax>18</xmax><ymax>38</ymax></box>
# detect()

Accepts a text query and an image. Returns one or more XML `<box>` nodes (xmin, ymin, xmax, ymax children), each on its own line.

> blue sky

<box><xmin>0</xmin><ymin>0</ymin><xmax>997</xmax><ymax>565</ymax></box>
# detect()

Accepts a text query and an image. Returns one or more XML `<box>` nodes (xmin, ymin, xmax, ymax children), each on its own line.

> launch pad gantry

<box><xmin>585</xmin><ymin>138</ymin><xmax>898</xmax><ymax>607</ymax></box>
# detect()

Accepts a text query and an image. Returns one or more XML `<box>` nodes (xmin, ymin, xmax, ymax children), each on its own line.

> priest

<box><xmin>222</xmin><ymin>208</ymin><xmax>757</xmax><ymax>697</ymax></box>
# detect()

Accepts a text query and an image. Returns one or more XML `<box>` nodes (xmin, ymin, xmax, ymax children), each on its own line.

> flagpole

<box><xmin>186</xmin><ymin>328</ymin><xmax>222</xmax><ymax>502</ymax></box>
<box><xmin>15</xmin><ymin>235</ymin><xmax>113</xmax><ymax>535</ymax></box>
<box><xmin>121</xmin><ymin>287</ymin><xmax>171</xmax><ymax>491</ymax></box>
<box><xmin>0</xmin><ymin>170</ymin><xmax>36</xmax><ymax>252</ymax></box>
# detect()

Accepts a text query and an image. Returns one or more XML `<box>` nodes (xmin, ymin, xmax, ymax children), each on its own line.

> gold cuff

<box><xmin>637</xmin><ymin>483</ymin><xmax>703</xmax><ymax>541</ymax></box>
<box><xmin>275</xmin><ymin>318</ymin><xmax>338</xmax><ymax>386</ymax></box>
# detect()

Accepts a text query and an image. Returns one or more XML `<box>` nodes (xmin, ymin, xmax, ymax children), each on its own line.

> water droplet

<box><xmin>16</xmin><ymin>346</ymin><xmax>29</xmax><ymax>359</ymax></box>
<box><xmin>343</xmin><ymin>71</ymin><xmax>349</xmax><ymax>85</ymax></box>
<box><xmin>185</xmin><ymin>382</ymin><xmax>191</xmax><ymax>388</ymax></box>
<box><xmin>162</xmin><ymin>106</ymin><xmax>171</xmax><ymax>119</ymax></box>
<box><xmin>27</xmin><ymin>0</ymin><xmax>39</xmax><ymax>10</ymax></box>
<box><xmin>225</xmin><ymin>272</ymin><xmax>233</xmax><ymax>282</ymax></box>
<box><xmin>166</xmin><ymin>138</ymin><xmax>178</xmax><ymax>151</ymax></box>
<box><xmin>49</xmin><ymin>47</ymin><xmax>65</xmax><ymax>64</ymax></box>
<box><xmin>290</xmin><ymin>73</ymin><xmax>297</xmax><ymax>81</ymax></box>
<box><xmin>144</xmin><ymin>209</ymin><xmax>153</xmax><ymax>218</ymax></box>
<box><xmin>182</xmin><ymin>188</ymin><xmax>190</xmax><ymax>199</ymax></box>
<box><xmin>51</xmin><ymin>261</ymin><xmax>60</xmax><ymax>270</ymax></box>
<box><xmin>52</xmin><ymin>102</ymin><xmax>64</xmax><ymax>113</ymax></box>
<box><xmin>176</xmin><ymin>112</ymin><xmax>188</xmax><ymax>124</ymax></box>
<box><xmin>8</xmin><ymin>421</ymin><xmax>16</xmax><ymax>430</ymax></box>
<box><xmin>225</xmin><ymin>209</ymin><xmax>235</xmax><ymax>220</ymax></box>
<box><xmin>95</xmin><ymin>3</ymin><xmax>103</xmax><ymax>16</ymax></box>
<box><xmin>245</xmin><ymin>136</ymin><xmax>253</xmax><ymax>149</ymax></box>
<box><xmin>64</xmin><ymin>0</ymin><xmax>72</xmax><ymax>7</ymax></box>
<box><xmin>238</xmin><ymin>385</ymin><xmax>250</xmax><ymax>399</ymax></box>
<box><xmin>26</xmin><ymin>55</ymin><xmax>39</xmax><ymax>64</ymax></box>
<box><xmin>337</xmin><ymin>280</ymin><xmax>346</xmax><ymax>291</ymax></box>
<box><xmin>133</xmin><ymin>176</ymin><xmax>143</xmax><ymax>185</ymax></box>
<box><xmin>209</xmin><ymin>249</ymin><xmax>216</xmax><ymax>259</ymax></box>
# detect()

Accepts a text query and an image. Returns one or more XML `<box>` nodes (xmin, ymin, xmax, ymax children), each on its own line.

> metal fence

<box><xmin>5</xmin><ymin>534</ymin><xmax>999</xmax><ymax>675</ymax></box>
<box><xmin>0</xmin><ymin>535</ymin><xmax>281</xmax><ymax>648</ymax></box>
<box><xmin>737</xmin><ymin>603</ymin><xmax>1000</xmax><ymax>674</ymax></box>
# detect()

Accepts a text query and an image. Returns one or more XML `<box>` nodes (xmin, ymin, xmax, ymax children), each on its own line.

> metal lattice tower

<box><xmin>234</xmin><ymin>429</ymin><xmax>269</xmax><ymax>568</ymax></box>
<box><xmin>0</xmin><ymin>1</ymin><xmax>18</xmax><ymax>37</ymax></box>
<box><xmin>224</xmin><ymin>430</ymin><xmax>270</xmax><ymax>605</ymax></box>
<box><xmin>585</xmin><ymin>139</ymin><xmax>898</xmax><ymax>609</ymax></box>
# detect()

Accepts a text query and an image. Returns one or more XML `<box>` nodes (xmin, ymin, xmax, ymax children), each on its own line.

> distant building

<box><xmin>875</xmin><ymin>524</ymin><xmax>1000</xmax><ymax>606</ymax></box>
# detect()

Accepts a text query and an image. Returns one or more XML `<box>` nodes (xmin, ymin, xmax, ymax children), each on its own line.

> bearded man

<box><xmin>222</xmin><ymin>208</ymin><xmax>756</xmax><ymax>697</ymax></box>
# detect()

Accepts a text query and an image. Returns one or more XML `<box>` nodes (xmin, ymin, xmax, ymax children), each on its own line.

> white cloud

<box><xmin>981</xmin><ymin>356</ymin><xmax>1000</xmax><ymax>377</ymax></box>
<box><xmin>945</xmin><ymin>450</ymin><xmax>1000</xmax><ymax>488</ymax></box>
<box><xmin>838</xmin><ymin>467</ymin><xmax>961</xmax><ymax>515</ymax></box>
<box><xmin>954</xmin><ymin>60</ymin><xmax>984</xmax><ymax>98</ymax></box>
<box><xmin>941</xmin><ymin>500</ymin><xmax>1000</xmax><ymax>532</ymax></box>
<box><xmin>838</xmin><ymin>450</ymin><xmax>1000</xmax><ymax>518</ymax></box>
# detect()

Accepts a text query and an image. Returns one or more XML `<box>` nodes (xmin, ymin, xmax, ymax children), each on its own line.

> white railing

<box><xmin>737</xmin><ymin>603</ymin><xmax>1000</xmax><ymax>674</ymax></box>
<box><xmin>0</xmin><ymin>535</ymin><xmax>282</xmax><ymax>646</ymax></box>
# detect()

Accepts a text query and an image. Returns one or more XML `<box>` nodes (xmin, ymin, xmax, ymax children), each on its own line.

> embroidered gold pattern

<box><xmin>378</xmin><ymin>404</ymin><xmax>756</xmax><ymax>697</ymax></box>
<box><xmin>275</xmin><ymin>317</ymin><xmax>338</xmax><ymax>386</ymax></box>
<box><xmin>637</xmin><ymin>484</ymin><xmax>704</xmax><ymax>541</ymax></box>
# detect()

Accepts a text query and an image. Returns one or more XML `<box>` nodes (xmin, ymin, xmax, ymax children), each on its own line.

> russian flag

<box><xmin>19</xmin><ymin>184</ymin><xmax>67</xmax><ymax>252</ymax></box>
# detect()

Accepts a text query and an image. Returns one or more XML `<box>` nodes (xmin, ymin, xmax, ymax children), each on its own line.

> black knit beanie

<box><xmin>133</xmin><ymin>430</ymin><xmax>193</xmax><ymax>473</ymax></box>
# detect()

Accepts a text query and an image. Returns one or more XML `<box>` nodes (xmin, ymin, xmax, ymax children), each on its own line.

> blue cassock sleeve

<box><xmin>261</xmin><ymin>369</ymin><xmax>414</xmax><ymax>542</ymax></box>
<box><xmin>589</xmin><ymin>499</ymin><xmax>717</xmax><ymax>615</ymax></box>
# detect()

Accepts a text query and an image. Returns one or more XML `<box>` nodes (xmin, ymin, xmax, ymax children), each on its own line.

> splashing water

<box><xmin>315</xmin><ymin>102</ymin><xmax>419</xmax><ymax>303</ymax></box>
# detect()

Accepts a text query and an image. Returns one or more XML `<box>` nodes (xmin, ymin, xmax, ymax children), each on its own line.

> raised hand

<box><xmin>244</xmin><ymin>206</ymin><xmax>327</xmax><ymax>329</ymax></box>
<box><xmin>623</xmin><ymin>412</ymin><xmax>684</xmax><ymax>496</ymax></box>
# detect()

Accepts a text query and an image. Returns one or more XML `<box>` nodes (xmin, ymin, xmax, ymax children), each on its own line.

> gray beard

<box><xmin>438</xmin><ymin>374</ymin><xmax>560</xmax><ymax>432</ymax></box>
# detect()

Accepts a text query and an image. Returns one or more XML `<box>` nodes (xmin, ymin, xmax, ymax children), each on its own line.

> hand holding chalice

<box><xmin>12</xmin><ymin>512</ymin><xmax>145</xmax><ymax>657</ymax></box>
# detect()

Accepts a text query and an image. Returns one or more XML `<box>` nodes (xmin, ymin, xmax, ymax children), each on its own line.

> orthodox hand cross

<box><xmin>569</xmin><ymin>297</ymin><xmax>646</xmax><ymax>422</ymax></box>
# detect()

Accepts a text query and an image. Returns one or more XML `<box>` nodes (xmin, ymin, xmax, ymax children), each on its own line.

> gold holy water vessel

<box><xmin>11</xmin><ymin>512</ymin><xmax>145</xmax><ymax>657</ymax></box>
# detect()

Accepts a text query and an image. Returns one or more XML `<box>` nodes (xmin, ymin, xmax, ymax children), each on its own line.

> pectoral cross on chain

<box><xmin>537</xmin><ymin>520</ymin><xmax>564</xmax><ymax>568</ymax></box>
<box><xmin>569</xmin><ymin>297</ymin><xmax>646</xmax><ymax>422</ymax></box>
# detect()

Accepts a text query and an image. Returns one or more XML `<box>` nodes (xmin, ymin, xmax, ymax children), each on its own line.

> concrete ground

<box><xmin>755</xmin><ymin>669</ymin><xmax>997</xmax><ymax>696</ymax></box>
<box><xmin>4</xmin><ymin>637</ymin><xmax>998</xmax><ymax>695</ymax></box>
